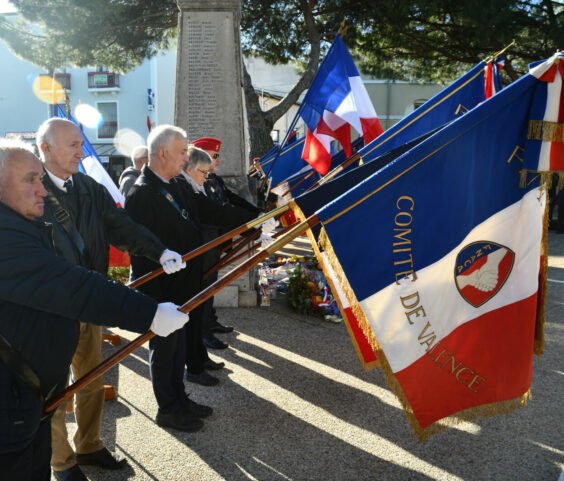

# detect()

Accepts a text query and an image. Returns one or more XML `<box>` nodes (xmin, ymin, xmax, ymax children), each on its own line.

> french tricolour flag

<box><xmin>484</xmin><ymin>56</ymin><xmax>505</xmax><ymax>99</ymax></box>
<box><xmin>300</xmin><ymin>35</ymin><xmax>383</xmax><ymax>176</ymax></box>
<box><xmin>524</xmin><ymin>53</ymin><xmax>564</xmax><ymax>171</ymax></box>
<box><xmin>314</xmin><ymin>56</ymin><xmax>561</xmax><ymax>440</ymax></box>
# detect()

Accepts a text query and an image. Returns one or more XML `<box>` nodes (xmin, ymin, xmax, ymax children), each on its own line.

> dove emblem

<box><xmin>454</xmin><ymin>241</ymin><xmax>515</xmax><ymax>307</ymax></box>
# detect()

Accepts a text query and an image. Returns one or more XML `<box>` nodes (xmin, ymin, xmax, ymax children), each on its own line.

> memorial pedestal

<box><xmin>175</xmin><ymin>0</ymin><xmax>256</xmax><ymax>306</ymax></box>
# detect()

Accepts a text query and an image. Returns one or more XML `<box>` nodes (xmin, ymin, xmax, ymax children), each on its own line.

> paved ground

<box><xmin>51</xmin><ymin>232</ymin><xmax>564</xmax><ymax>481</ymax></box>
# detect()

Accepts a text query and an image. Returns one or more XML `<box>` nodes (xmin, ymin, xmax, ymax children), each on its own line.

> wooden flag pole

<box><xmin>218</xmin><ymin>209</ymin><xmax>285</xmax><ymax>256</ymax></box>
<box><xmin>219</xmin><ymin>227</ymin><xmax>261</xmax><ymax>255</ymax></box>
<box><xmin>127</xmin><ymin>204</ymin><xmax>289</xmax><ymax>289</ymax></box>
<box><xmin>279</xmin><ymin>170</ymin><xmax>316</xmax><ymax>197</ymax></box>
<box><xmin>302</xmin><ymin>152</ymin><xmax>361</xmax><ymax>194</ymax></box>
<box><xmin>204</xmin><ymin>221</ymin><xmax>299</xmax><ymax>278</ymax></box>
<box><xmin>219</xmin><ymin>228</ymin><xmax>261</xmax><ymax>260</ymax></box>
<box><xmin>43</xmin><ymin>215</ymin><xmax>318</xmax><ymax>414</ymax></box>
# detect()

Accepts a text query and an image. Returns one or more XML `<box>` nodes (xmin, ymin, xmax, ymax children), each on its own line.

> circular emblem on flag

<box><xmin>454</xmin><ymin>241</ymin><xmax>515</xmax><ymax>308</ymax></box>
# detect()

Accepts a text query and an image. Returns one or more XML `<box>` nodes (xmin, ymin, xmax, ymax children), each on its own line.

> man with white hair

<box><xmin>125</xmin><ymin>125</ymin><xmax>255</xmax><ymax>429</ymax></box>
<box><xmin>119</xmin><ymin>145</ymin><xmax>148</xmax><ymax>196</ymax></box>
<box><xmin>0</xmin><ymin>137</ymin><xmax>189</xmax><ymax>481</ymax></box>
<box><xmin>36</xmin><ymin>117</ymin><xmax>187</xmax><ymax>481</ymax></box>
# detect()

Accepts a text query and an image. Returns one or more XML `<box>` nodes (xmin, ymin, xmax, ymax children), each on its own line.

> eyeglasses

<box><xmin>197</xmin><ymin>168</ymin><xmax>210</xmax><ymax>177</ymax></box>
<box><xmin>211</xmin><ymin>153</ymin><xmax>220</xmax><ymax>159</ymax></box>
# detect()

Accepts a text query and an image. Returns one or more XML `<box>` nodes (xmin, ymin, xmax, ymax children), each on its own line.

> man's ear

<box><xmin>157</xmin><ymin>146</ymin><xmax>167</xmax><ymax>161</ymax></box>
<box><xmin>40</xmin><ymin>141</ymin><xmax>50</xmax><ymax>155</ymax></box>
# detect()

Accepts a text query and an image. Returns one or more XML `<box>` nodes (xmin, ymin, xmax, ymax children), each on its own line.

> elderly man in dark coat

<box><xmin>0</xmin><ymin>138</ymin><xmax>189</xmax><ymax>481</ymax></box>
<box><xmin>37</xmin><ymin>117</ymin><xmax>187</xmax><ymax>481</ymax></box>
<box><xmin>125</xmin><ymin>125</ymin><xmax>255</xmax><ymax>431</ymax></box>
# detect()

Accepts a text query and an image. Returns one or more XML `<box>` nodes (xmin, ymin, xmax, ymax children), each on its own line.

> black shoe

<box><xmin>204</xmin><ymin>358</ymin><xmax>225</xmax><ymax>370</ymax></box>
<box><xmin>211</xmin><ymin>322</ymin><xmax>234</xmax><ymax>334</ymax></box>
<box><xmin>156</xmin><ymin>407</ymin><xmax>204</xmax><ymax>432</ymax></box>
<box><xmin>183</xmin><ymin>396</ymin><xmax>213</xmax><ymax>418</ymax></box>
<box><xmin>202</xmin><ymin>334</ymin><xmax>228</xmax><ymax>350</ymax></box>
<box><xmin>185</xmin><ymin>370</ymin><xmax>219</xmax><ymax>386</ymax></box>
<box><xmin>75</xmin><ymin>447</ymin><xmax>127</xmax><ymax>469</ymax></box>
<box><xmin>53</xmin><ymin>466</ymin><xmax>88</xmax><ymax>481</ymax></box>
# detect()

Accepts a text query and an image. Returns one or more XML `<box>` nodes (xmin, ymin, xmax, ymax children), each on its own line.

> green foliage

<box><xmin>2</xmin><ymin>0</ymin><xmax>178</xmax><ymax>71</ymax></box>
<box><xmin>107</xmin><ymin>266</ymin><xmax>130</xmax><ymax>285</ymax></box>
<box><xmin>350</xmin><ymin>0</ymin><xmax>563</xmax><ymax>84</ymax></box>
<box><xmin>1</xmin><ymin>0</ymin><xmax>561</xmax><ymax>82</ymax></box>
<box><xmin>286</xmin><ymin>259</ymin><xmax>325</xmax><ymax>317</ymax></box>
<box><xmin>241</xmin><ymin>0</ymin><xmax>346</xmax><ymax>64</ymax></box>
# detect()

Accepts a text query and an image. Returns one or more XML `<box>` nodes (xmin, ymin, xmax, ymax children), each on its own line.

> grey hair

<box><xmin>0</xmin><ymin>137</ymin><xmax>37</xmax><ymax>177</ymax></box>
<box><xmin>186</xmin><ymin>145</ymin><xmax>212</xmax><ymax>169</ymax></box>
<box><xmin>36</xmin><ymin>117</ymin><xmax>77</xmax><ymax>156</ymax></box>
<box><xmin>147</xmin><ymin>125</ymin><xmax>187</xmax><ymax>158</ymax></box>
<box><xmin>131</xmin><ymin>145</ymin><xmax>149</xmax><ymax>166</ymax></box>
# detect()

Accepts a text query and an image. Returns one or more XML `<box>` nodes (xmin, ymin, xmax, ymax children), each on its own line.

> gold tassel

<box><xmin>527</xmin><ymin>120</ymin><xmax>564</xmax><ymax>142</ymax></box>
<box><xmin>520</xmin><ymin>170</ymin><xmax>527</xmax><ymax>188</ymax></box>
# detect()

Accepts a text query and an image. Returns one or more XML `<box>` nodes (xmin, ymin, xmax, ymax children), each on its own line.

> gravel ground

<box><xmin>51</xmin><ymin>232</ymin><xmax>564</xmax><ymax>481</ymax></box>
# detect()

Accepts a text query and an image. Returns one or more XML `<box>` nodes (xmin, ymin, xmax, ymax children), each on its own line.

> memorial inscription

<box><xmin>186</xmin><ymin>19</ymin><xmax>221</xmax><ymax>136</ymax></box>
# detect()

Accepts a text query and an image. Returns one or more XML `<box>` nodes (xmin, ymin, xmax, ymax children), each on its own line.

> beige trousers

<box><xmin>51</xmin><ymin>322</ymin><xmax>105</xmax><ymax>471</ymax></box>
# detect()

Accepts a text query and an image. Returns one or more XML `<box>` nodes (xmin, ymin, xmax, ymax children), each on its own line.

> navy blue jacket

<box><xmin>0</xmin><ymin>203</ymin><xmax>158</xmax><ymax>453</ymax></box>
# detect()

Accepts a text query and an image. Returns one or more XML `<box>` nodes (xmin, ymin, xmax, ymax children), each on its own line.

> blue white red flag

<box><xmin>523</xmin><ymin>53</ymin><xmax>564</xmax><ymax>172</ymax></box>
<box><xmin>300</xmin><ymin>35</ymin><xmax>382</xmax><ymax>175</ymax></box>
<box><xmin>485</xmin><ymin>56</ymin><xmax>505</xmax><ymax>99</ymax></box>
<box><xmin>55</xmin><ymin>105</ymin><xmax>129</xmax><ymax>267</ymax></box>
<box><xmin>313</xmin><ymin>56</ymin><xmax>561</xmax><ymax>440</ymax></box>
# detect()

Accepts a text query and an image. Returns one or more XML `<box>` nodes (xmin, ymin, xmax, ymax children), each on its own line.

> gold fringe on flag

<box><xmin>559</xmin><ymin>173</ymin><xmax>564</xmax><ymax>191</ymax></box>
<box><xmin>534</xmin><ymin>186</ymin><xmax>549</xmax><ymax>355</ymax></box>
<box><xmin>318</xmin><ymin>221</ymin><xmax>535</xmax><ymax>442</ymax></box>
<box><xmin>527</xmin><ymin>120</ymin><xmax>564</xmax><ymax>142</ymax></box>
<box><xmin>318</xmin><ymin>227</ymin><xmax>383</xmax><ymax>360</ymax></box>
<box><xmin>288</xmin><ymin>200</ymin><xmax>380</xmax><ymax>370</ymax></box>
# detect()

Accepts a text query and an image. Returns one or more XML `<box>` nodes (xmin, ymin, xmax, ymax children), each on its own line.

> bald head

<box><xmin>36</xmin><ymin>118</ymin><xmax>84</xmax><ymax>180</ymax></box>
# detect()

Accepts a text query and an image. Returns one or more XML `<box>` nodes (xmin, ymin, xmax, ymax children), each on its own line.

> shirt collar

<box><xmin>147</xmin><ymin>167</ymin><xmax>170</xmax><ymax>184</ymax></box>
<box><xmin>44</xmin><ymin>168</ymin><xmax>72</xmax><ymax>193</ymax></box>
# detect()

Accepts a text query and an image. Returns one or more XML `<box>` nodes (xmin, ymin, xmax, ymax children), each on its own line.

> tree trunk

<box><xmin>242</xmin><ymin>61</ymin><xmax>276</xmax><ymax>162</ymax></box>
<box><xmin>241</xmin><ymin>1</ymin><xmax>321</xmax><ymax>164</ymax></box>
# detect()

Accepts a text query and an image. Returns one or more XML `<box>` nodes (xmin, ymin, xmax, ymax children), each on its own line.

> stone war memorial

<box><xmin>176</xmin><ymin>0</ymin><xmax>256</xmax><ymax>307</ymax></box>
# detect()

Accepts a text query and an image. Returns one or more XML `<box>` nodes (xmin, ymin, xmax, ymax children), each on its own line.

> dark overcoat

<box><xmin>0</xmin><ymin>203</ymin><xmax>157</xmax><ymax>453</ymax></box>
<box><xmin>126</xmin><ymin>166</ymin><xmax>256</xmax><ymax>304</ymax></box>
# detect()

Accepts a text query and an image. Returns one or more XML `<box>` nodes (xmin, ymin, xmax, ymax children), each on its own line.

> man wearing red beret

<box><xmin>189</xmin><ymin>138</ymin><xmax>262</xmax><ymax>349</ymax></box>
<box><xmin>190</xmin><ymin>138</ymin><xmax>261</xmax><ymax>214</ymax></box>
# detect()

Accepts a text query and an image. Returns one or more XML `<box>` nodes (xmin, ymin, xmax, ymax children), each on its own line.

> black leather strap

<box><xmin>138</xmin><ymin>175</ymin><xmax>200</xmax><ymax>231</ymax></box>
<box><xmin>44</xmin><ymin>189</ymin><xmax>86</xmax><ymax>258</ymax></box>
<box><xmin>0</xmin><ymin>332</ymin><xmax>44</xmax><ymax>403</ymax></box>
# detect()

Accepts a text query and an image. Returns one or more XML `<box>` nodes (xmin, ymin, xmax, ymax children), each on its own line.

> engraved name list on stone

<box><xmin>186</xmin><ymin>19</ymin><xmax>221</xmax><ymax>137</ymax></box>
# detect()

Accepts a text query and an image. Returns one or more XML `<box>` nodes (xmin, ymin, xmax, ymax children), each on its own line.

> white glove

<box><xmin>159</xmin><ymin>249</ymin><xmax>187</xmax><ymax>274</ymax></box>
<box><xmin>150</xmin><ymin>302</ymin><xmax>190</xmax><ymax>337</ymax></box>
<box><xmin>260</xmin><ymin>232</ymin><xmax>275</xmax><ymax>249</ymax></box>
<box><xmin>260</xmin><ymin>217</ymin><xmax>279</xmax><ymax>235</ymax></box>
